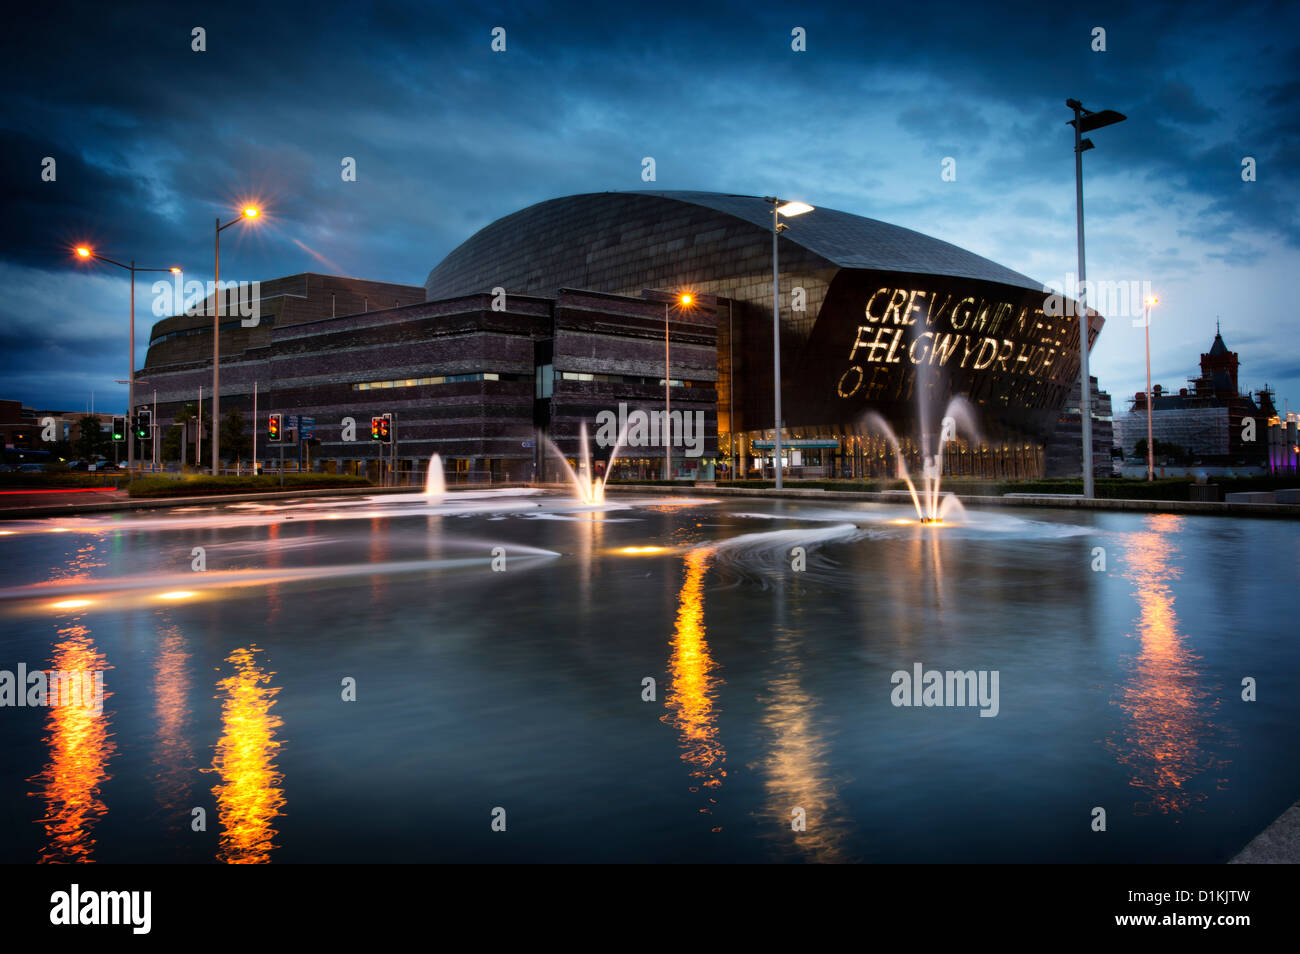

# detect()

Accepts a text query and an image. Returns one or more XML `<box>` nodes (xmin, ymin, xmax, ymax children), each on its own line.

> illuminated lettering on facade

<box><xmin>837</xmin><ymin>285</ymin><xmax>1073</xmax><ymax>400</ymax></box>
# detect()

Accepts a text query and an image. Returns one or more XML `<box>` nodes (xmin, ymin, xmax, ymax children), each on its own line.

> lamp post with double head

<box><xmin>74</xmin><ymin>248</ymin><xmax>180</xmax><ymax>475</ymax></box>
<box><xmin>1066</xmin><ymin>99</ymin><xmax>1126</xmax><ymax>497</ymax></box>
<box><xmin>212</xmin><ymin>206</ymin><xmax>260</xmax><ymax>475</ymax></box>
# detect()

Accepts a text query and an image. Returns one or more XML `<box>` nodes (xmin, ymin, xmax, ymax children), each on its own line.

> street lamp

<box><xmin>212</xmin><ymin>205</ymin><xmax>260</xmax><ymax>475</ymax></box>
<box><xmin>1143</xmin><ymin>296</ymin><xmax>1158</xmax><ymax>482</ymax></box>
<box><xmin>664</xmin><ymin>292</ymin><xmax>695</xmax><ymax>480</ymax></box>
<box><xmin>1066</xmin><ymin>99</ymin><xmax>1126</xmax><ymax>497</ymax></box>
<box><xmin>74</xmin><ymin>248</ymin><xmax>181</xmax><ymax>476</ymax></box>
<box><xmin>765</xmin><ymin>197</ymin><xmax>813</xmax><ymax>489</ymax></box>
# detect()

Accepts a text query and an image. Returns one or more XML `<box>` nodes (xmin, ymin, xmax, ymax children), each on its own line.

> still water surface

<box><xmin>0</xmin><ymin>490</ymin><xmax>1295</xmax><ymax>862</ymax></box>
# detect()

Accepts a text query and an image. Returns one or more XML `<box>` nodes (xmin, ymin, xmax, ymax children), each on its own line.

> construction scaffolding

<box><xmin>1113</xmin><ymin>406</ymin><xmax>1228</xmax><ymax>457</ymax></box>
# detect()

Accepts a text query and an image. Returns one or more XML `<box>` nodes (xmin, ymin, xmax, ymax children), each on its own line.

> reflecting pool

<box><xmin>0</xmin><ymin>490</ymin><xmax>1296</xmax><ymax>862</ymax></box>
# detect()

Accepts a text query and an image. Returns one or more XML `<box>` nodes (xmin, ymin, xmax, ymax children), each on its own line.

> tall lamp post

<box><xmin>1143</xmin><ymin>296</ymin><xmax>1158</xmax><ymax>481</ymax></box>
<box><xmin>664</xmin><ymin>292</ymin><xmax>695</xmax><ymax>480</ymax></box>
<box><xmin>212</xmin><ymin>206</ymin><xmax>260</xmax><ymax>475</ymax></box>
<box><xmin>1066</xmin><ymin>99</ymin><xmax>1126</xmax><ymax>497</ymax></box>
<box><xmin>74</xmin><ymin>249</ymin><xmax>180</xmax><ymax>475</ymax></box>
<box><xmin>765</xmin><ymin>197</ymin><xmax>813</xmax><ymax>490</ymax></box>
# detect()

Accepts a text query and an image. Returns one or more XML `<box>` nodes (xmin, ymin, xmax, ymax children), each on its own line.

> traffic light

<box><xmin>268</xmin><ymin>413</ymin><xmax>282</xmax><ymax>443</ymax></box>
<box><xmin>111</xmin><ymin>416</ymin><xmax>126</xmax><ymax>442</ymax></box>
<box><xmin>134</xmin><ymin>409</ymin><xmax>151</xmax><ymax>440</ymax></box>
<box><xmin>371</xmin><ymin>414</ymin><xmax>391</xmax><ymax>442</ymax></box>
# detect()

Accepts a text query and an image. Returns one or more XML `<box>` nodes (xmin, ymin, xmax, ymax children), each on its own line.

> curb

<box><xmin>603</xmin><ymin>483</ymin><xmax>1300</xmax><ymax>518</ymax></box>
<box><xmin>0</xmin><ymin>484</ymin><xmax>420</xmax><ymax>519</ymax></box>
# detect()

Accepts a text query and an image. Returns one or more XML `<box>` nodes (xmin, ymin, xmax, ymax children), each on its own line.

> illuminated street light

<box><xmin>73</xmin><ymin>247</ymin><xmax>183</xmax><ymax>476</ymax></box>
<box><xmin>1066</xmin><ymin>99</ymin><xmax>1127</xmax><ymax>497</ymax></box>
<box><xmin>665</xmin><ymin>292</ymin><xmax>696</xmax><ymax>481</ymax></box>
<box><xmin>765</xmin><ymin>196</ymin><xmax>813</xmax><ymax>490</ymax></box>
<box><xmin>212</xmin><ymin>204</ymin><xmax>261</xmax><ymax>475</ymax></box>
<box><xmin>776</xmin><ymin>201</ymin><xmax>814</xmax><ymax>217</ymax></box>
<box><xmin>1144</xmin><ymin>296</ymin><xmax>1158</xmax><ymax>482</ymax></box>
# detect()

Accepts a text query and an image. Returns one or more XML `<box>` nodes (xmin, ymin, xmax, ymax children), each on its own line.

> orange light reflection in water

<box><xmin>661</xmin><ymin>547</ymin><xmax>726</xmax><ymax>826</ymax></box>
<box><xmin>30</xmin><ymin>626</ymin><xmax>115</xmax><ymax>863</ymax></box>
<box><xmin>1111</xmin><ymin>515</ymin><xmax>1222</xmax><ymax>814</ymax></box>
<box><xmin>761</xmin><ymin>588</ymin><xmax>851</xmax><ymax>862</ymax></box>
<box><xmin>211</xmin><ymin>645</ymin><xmax>285</xmax><ymax>863</ymax></box>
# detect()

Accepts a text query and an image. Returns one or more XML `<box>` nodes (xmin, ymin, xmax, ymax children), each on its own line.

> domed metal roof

<box><xmin>632</xmin><ymin>191</ymin><xmax>1040</xmax><ymax>288</ymax></box>
<box><xmin>425</xmin><ymin>190</ymin><xmax>1042</xmax><ymax>299</ymax></box>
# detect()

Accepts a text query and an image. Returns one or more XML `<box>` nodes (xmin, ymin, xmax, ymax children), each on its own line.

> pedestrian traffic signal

<box><xmin>111</xmin><ymin>416</ymin><xmax>126</xmax><ymax>442</ymax></box>
<box><xmin>268</xmin><ymin>413</ymin><xmax>282</xmax><ymax>443</ymax></box>
<box><xmin>371</xmin><ymin>414</ymin><xmax>391</xmax><ymax>442</ymax></box>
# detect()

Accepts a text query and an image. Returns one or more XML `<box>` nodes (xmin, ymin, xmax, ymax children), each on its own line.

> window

<box><xmin>535</xmin><ymin>364</ymin><xmax>554</xmax><ymax>398</ymax></box>
<box><xmin>353</xmin><ymin>372</ymin><xmax>524</xmax><ymax>392</ymax></box>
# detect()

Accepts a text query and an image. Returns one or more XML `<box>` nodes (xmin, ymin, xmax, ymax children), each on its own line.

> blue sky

<box><xmin>3</xmin><ymin>0</ymin><xmax>1297</xmax><ymax>415</ymax></box>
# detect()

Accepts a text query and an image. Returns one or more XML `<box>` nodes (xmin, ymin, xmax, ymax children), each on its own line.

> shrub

<box><xmin>127</xmin><ymin>473</ymin><xmax>371</xmax><ymax>497</ymax></box>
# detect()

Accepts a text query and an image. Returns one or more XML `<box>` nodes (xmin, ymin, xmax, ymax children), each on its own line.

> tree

<box><xmin>74</xmin><ymin>415</ymin><xmax>111</xmax><ymax>461</ymax></box>
<box><xmin>221</xmin><ymin>407</ymin><xmax>253</xmax><ymax>465</ymax></box>
<box><xmin>1134</xmin><ymin>438</ymin><xmax>1189</xmax><ymax>463</ymax></box>
<box><xmin>162</xmin><ymin>403</ymin><xmax>210</xmax><ymax>465</ymax></box>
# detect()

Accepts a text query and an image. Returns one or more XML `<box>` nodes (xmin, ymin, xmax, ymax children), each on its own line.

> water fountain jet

<box><xmin>425</xmin><ymin>453</ymin><xmax>446</xmax><ymax>499</ymax></box>
<box><xmin>542</xmin><ymin>421</ymin><xmax>628</xmax><ymax>505</ymax></box>
<box><xmin>861</xmin><ymin>397</ymin><xmax>980</xmax><ymax>525</ymax></box>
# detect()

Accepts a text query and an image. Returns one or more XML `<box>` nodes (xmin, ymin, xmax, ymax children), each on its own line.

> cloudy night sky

<box><xmin>3</xmin><ymin>0</ymin><xmax>1296</xmax><ymax>416</ymax></box>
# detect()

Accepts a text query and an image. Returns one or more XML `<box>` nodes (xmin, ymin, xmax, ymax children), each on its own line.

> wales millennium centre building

<box><xmin>139</xmin><ymin>191</ymin><xmax>1103</xmax><ymax>482</ymax></box>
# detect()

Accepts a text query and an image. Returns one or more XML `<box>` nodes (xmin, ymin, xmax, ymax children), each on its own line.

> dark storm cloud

<box><xmin>1</xmin><ymin>0</ymin><xmax>1297</xmax><ymax>409</ymax></box>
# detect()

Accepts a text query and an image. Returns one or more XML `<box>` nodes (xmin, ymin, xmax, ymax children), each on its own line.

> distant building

<box><xmin>0</xmin><ymin>399</ymin><xmax>37</xmax><ymax>449</ymax></box>
<box><xmin>0</xmin><ymin>400</ymin><xmax>115</xmax><ymax>459</ymax></box>
<box><xmin>1267</xmin><ymin>410</ymin><xmax>1298</xmax><ymax>476</ymax></box>
<box><xmin>1113</xmin><ymin>326</ymin><xmax>1270</xmax><ymax>466</ymax></box>
<box><xmin>1044</xmin><ymin>375</ymin><xmax>1114</xmax><ymax>478</ymax></box>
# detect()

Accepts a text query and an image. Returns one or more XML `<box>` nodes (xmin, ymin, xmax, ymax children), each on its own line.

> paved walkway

<box><xmin>1230</xmin><ymin>801</ymin><xmax>1300</xmax><ymax>863</ymax></box>
<box><xmin>0</xmin><ymin>487</ymin><xmax>126</xmax><ymax>511</ymax></box>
